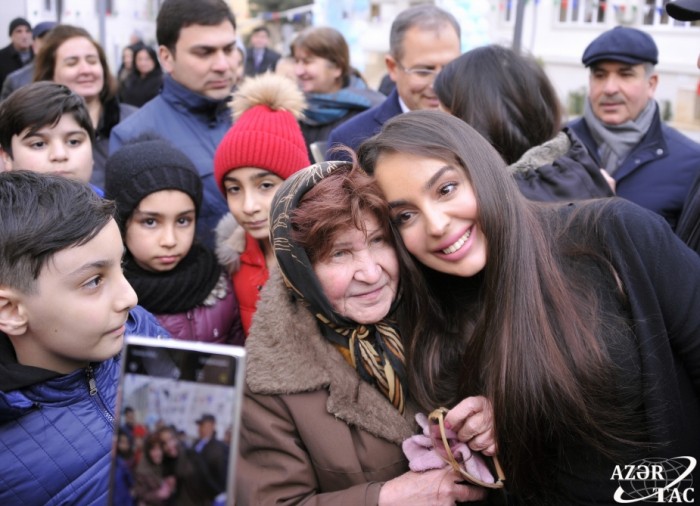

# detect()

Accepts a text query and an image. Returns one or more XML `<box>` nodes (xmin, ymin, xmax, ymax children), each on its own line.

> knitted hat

<box><xmin>104</xmin><ymin>138</ymin><xmax>203</xmax><ymax>231</ymax></box>
<box><xmin>214</xmin><ymin>73</ymin><xmax>310</xmax><ymax>195</ymax></box>
<box><xmin>9</xmin><ymin>18</ymin><xmax>31</xmax><ymax>36</ymax></box>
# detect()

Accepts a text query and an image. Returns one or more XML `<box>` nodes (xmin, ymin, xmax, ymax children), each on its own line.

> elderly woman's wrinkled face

<box><xmin>314</xmin><ymin>213</ymin><xmax>399</xmax><ymax>324</ymax></box>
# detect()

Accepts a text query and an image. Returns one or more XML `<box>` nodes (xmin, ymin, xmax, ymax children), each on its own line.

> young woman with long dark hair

<box><xmin>358</xmin><ymin>110</ymin><xmax>700</xmax><ymax>504</ymax></box>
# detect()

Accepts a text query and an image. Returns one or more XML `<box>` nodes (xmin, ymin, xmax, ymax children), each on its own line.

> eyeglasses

<box><xmin>428</xmin><ymin>407</ymin><xmax>506</xmax><ymax>489</ymax></box>
<box><xmin>396</xmin><ymin>62</ymin><xmax>441</xmax><ymax>82</ymax></box>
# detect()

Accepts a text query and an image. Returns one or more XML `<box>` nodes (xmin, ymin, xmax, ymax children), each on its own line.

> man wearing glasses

<box><xmin>325</xmin><ymin>5</ymin><xmax>461</xmax><ymax>161</ymax></box>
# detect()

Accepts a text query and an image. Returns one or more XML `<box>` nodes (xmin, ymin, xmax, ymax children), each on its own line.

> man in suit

<box><xmin>244</xmin><ymin>25</ymin><xmax>281</xmax><ymax>77</ymax></box>
<box><xmin>325</xmin><ymin>5</ymin><xmax>461</xmax><ymax>161</ymax></box>
<box><xmin>193</xmin><ymin>413</ymin><xmax>229</xmax><ymax>497</ymax></box>
<box><xmin>0</xmin><ymin>18</ymin><xmax>33</xmax><ymax>88</ymax></box>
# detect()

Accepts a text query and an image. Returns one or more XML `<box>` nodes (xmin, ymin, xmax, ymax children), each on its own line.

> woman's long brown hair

<box><xmin>358</xmin><ymin>110</ymin><xmax>639</xmax><ymax>497</ymax></box>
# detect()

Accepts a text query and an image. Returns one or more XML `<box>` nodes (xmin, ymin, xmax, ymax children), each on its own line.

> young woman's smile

<box><xmin>373</xmin><ymin>152</ymin><xmax>488</xmax><ymax>277</ymax></box>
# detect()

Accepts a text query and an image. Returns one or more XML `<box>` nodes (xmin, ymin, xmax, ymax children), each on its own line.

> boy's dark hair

<box><xmin>0</xmin><ymin>82</ymin><xmax>94</xmax><ymax>158</ymax></box>
<box><xmin>157</xmin><ymin>0</ymin><xmax>236</xmax><ymax>53</ymax></box>
<box><xmin>0</xmin><ymin>170</ymin><xmax>115</xmax><ymax>294</ymax></box>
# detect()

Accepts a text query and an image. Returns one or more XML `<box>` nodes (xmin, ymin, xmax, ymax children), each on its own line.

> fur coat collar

<box><xmin>508</xmin><ymin>130</ymin><xmax>571</xmax><ymax>174</ymax></box>
<box><xmin>245</xmin><ymin>270</ymin><xmax>417</xmax><ymax>445</ymax></box>
<box><xmin>214</xmin><ymin>213</ymin><xmax>245</xmax><ymax>275</ymax></box>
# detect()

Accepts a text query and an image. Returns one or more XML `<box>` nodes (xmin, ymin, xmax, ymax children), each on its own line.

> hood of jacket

<box><xmin>509</xmin><ymin>130</ymin><xmax>572</xmax><ymax>174</ymax></box>
<box><xmin>245</xmin><ymin>269</ymin><xmax>417</xmax><ymax>445</ymax></box>
<box><xmin>0</xmin><ymin>333</ymin><xmax>60</xmax><ymax>394</ymax></box>
<box><xmin>215</xmin><ymin>213</ymin><xmax>245</xmax><ymax>275</ymax></box>
<box><xmin>508</xmin><ymin>127</ymin><xmax>615</xmax><ymax>202</ymax></box>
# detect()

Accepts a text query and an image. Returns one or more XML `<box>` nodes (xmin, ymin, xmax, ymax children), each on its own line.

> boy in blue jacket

<box><xmin>0</xmin><ymin>171</ymin><xmax>167</xmax><ymax>505</ymax></box>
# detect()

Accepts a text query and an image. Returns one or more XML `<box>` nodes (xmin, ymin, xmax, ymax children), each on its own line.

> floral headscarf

<box><xmin>269</xmin><ymin>161</ymin><xmax>407</xmax><ymax>413</ymax></box>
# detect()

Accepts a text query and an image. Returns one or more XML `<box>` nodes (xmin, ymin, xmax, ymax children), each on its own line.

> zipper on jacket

<box><xmin>86</xmin><ymin>365</ymin><xmax>98</xmax><ymax>395</ymax></box>
<box><xmin>85</xmin><ymin>364</ymin><xmax>115</xmax><ymax>424</ymax></box>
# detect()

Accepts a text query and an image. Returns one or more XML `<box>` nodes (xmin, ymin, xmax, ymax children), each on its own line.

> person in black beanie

<box><xmin>105</xmin><ymin>136</ymin><xmax>245</xmax><ymax>346</ymax></box>
<box><xmin>0</xmin><ymin>17</ymin><xmax>33</xmax><ymax>87</ymax></box>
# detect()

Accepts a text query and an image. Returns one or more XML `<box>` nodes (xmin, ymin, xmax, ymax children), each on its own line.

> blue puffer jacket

<box><xmin>0</xmin><ymin>306</ymin><xmax>167</xmax><ymax>505</ymax></box>
<box><xmin>109</xmin><ymin>75</ymin><xmax>232</xmax><ymax>250</ymax></box>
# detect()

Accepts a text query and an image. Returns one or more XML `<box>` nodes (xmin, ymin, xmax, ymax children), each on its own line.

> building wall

<box><xmin>2</xmin><ymin>0</ymin><xmax>698</xmax><ymax>127</ymax></box>
<box><xmin>489</xmin><ymin>0</ymin><xmax>700</xmax><ymax>125</ymax></box>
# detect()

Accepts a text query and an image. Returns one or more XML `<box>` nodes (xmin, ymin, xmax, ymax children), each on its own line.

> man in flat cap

<box><xmin>569</xmin><ymin>26</ymin><xmax>700</xmax><ymax>230</ymax></box>
<box><xmin>193</xmin><ymin>413</ymin><xmax>229</xmax><ymax>499</ymax></box>
<box><xmin>1</xmin><ymin>21</ymin><xmax>57</xmax><ymax>101</ymax></box>
<box><xmin>0</xmin><ymin>18</ymin><xmax>33</xmax><ymax>90</ymax></box>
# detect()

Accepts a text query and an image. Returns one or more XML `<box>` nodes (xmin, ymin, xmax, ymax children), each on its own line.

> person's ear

<box><xmin>0</xmin><ymin>146</ymin><xmax>14</xmax><ymax>170</ymax></box>
<box><xmin>158</xmin><ymin>45</ymin><xmax>174</xmax><ymax>74</ymax></box>
<box><xmin>0</xmin><ymin>287</ymin><xmax>28</xmax><ymax>336</ymax></box>
<box><xmin>385</xmin><ymin>54</ymin><xmax>399</xmax><ymax>83</ymax></box>
<box><xmin>648</xmin><ymin>73</ymin><xmax>659</xmax><ymax>95</ymax></box>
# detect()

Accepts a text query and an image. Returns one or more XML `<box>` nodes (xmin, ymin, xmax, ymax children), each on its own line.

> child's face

<box><xmin>1</xmin><ymin>114</ymin><xmax>93</xmax><ymax>183</ymax></box>
<box><xmin>12</xmin><ymin>219</ymin><xmax>138</xmax><ymax>374</ymax></box>
<box><xmin>222</xmin><ymin>167</ymin><xmax>284</xmax><ymax>243</ymax></box>
<box><xmin>125</xmin><ymin>190</ymin><xmax>196</xmax><ymax>272</ymax></box>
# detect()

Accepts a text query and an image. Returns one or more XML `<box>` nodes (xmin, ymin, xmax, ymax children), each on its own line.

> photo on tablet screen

<box><xmin>109</xmin><ymin>336</ymin><xmax>246</xmax><ymax>506</ymax></box>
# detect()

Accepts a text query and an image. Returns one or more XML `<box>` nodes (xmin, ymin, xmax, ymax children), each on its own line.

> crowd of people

<box><xmin>1</xmin><ymin>0</ymin><xmax>700</xmax><ymax>504</ymax></box>
<box><xmin>114</xmin><ymin>409</ymin><xmax>232</xmax><ymax>506</ymax></box>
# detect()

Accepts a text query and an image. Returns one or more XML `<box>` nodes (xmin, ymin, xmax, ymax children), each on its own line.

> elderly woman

<box><xmin>236</xmin><ymin>161</ymin><xmax>492</xmax><ymax>505</ymax></box>
<box><xmin>34</xmin><ymin>24</ymin><xmax>136</xmax><ymax>189</ymax></box>
<box><xmin>291</xmin><ymin>28</ymin><xmax>384</xmax><ymax>161</ymax></box>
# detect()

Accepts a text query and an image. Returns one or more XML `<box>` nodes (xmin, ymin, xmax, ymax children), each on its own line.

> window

<box><xmin>558</xmin><ymin>0</ymin><xmax>608</xmax><ymax>24</ymax></box>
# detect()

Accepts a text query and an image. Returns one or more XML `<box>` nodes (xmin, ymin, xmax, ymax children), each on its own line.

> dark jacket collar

<box><xmin>0</xmin><ymin>332</ymin><xmax>60</xmax><ymax>392</ymax></box>
<box><xmin>373</xmin><ymin>88</ymin><xmax>402</xmax><ymax>126</ymax></box>
<box><xmin>569</xmin><ymin>103</ymin><xmax>668</xmax><ymax>181</ymax></box>
<box><xmin>160</xmin><ymin>74</ymin><xmax>231</xmax><ymax>118</ymax></box>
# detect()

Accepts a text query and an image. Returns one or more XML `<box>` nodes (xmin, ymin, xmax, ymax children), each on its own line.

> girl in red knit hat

<box><xmin>214</xmin><ymin>72</ymin><xmax>311</xmax><ymax>337</ymax></box>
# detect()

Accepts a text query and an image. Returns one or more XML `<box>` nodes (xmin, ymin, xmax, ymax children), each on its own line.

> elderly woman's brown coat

<box><xmin>235</xmin><ymin>270</ymin><xmax>418</xmax><ymax>505</ymax></box>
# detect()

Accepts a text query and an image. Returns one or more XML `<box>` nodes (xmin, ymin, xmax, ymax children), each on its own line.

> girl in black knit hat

<box><xmin>105</xmin><ymin>136</ymin><xmax>245</xmax><ymax>345</ymax></box>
